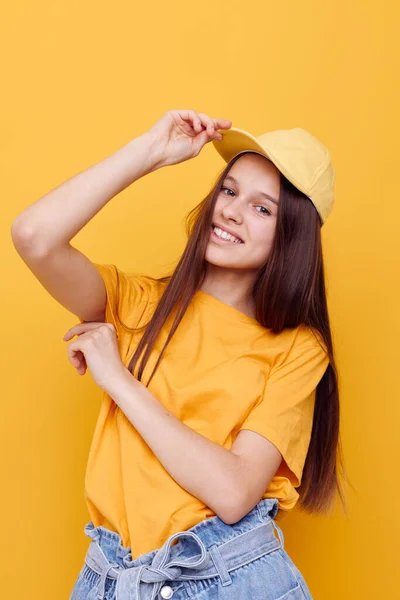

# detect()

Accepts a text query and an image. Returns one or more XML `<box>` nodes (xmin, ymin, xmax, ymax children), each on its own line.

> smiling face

<box><xmin>205</xmin><ymin>152</ymin><xmax>281</xmax><ymax>271</ymax></box>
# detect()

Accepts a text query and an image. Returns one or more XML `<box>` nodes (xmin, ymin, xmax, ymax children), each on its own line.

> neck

<box><xmin>199</xmin><ymin>266</ymin><xmax>258</xmax><ymax>318</ymax></box>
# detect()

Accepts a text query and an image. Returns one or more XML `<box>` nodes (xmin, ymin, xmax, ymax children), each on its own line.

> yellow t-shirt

<box><xmin>81</xmin><ymin>263</ymin><xmax>330</xmax><ymax>559</ymax></box>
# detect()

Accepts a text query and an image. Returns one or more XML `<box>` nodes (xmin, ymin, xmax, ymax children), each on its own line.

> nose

<box><xmin>221</xmin><ymin>199</ymin><xmax>243</xmax><ymax>224</ymax></box>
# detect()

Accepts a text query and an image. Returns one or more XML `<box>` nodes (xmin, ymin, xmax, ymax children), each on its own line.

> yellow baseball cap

<box><xmin>212</xmin><ymin>126</ymin><xmax>336</xmax><ymax>226</ymax></box>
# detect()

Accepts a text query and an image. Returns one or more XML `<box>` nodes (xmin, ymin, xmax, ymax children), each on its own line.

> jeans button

<box><xmin>160</xmin><ymin>585</ymin><xmax>174</xmax><ymax>598</ymax></box>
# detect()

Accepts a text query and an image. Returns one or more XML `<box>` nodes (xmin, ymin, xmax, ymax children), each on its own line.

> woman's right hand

<box><xmin>146</xmin><ymin>110</ymin><xmax>232</xmax><ymax>167</ymax></box>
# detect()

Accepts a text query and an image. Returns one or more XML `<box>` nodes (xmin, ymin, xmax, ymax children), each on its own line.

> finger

<box><xmin>186</xmin><ymin>109</ymin><xmax>201</xmax><ymax>133</ymax></box>
<box><xmin>73</xmin><ymin>359</ymin><xmax>86</xmax><ymax>375</ymax></box>
<box><xmin>214</xmin><ymin>120</ymin><xmax>232</xmax><ymax>136</ymax></box>
<box><xmin>206</xmin><ymin>115</ymin><xmax>230</xmax><ymax>135</ymax></box>
<box><xmin>76</xmin><ymin>362</ymin><xmax>87</xmax><ymax>375</ymax></box>
<box><xmin>186</xmin><ymin>109</ymin><xmax>203</xmax><ymax>135</ymax></box>
<box><xmin>69</xmin><ymin>347</ymin><xmax>87</xmax><ymax>375</ymax></box>
<box><xmin>63</xmin><ymin>321</ymin><xmax>115</xmax><ymax>341</ymax></box>
<box><xmin>173</xmin><ymin>109</ymin><xmax>201</xmax><ymax>133</ymax></box>
<box><xmin>68</xmin><ymin>344</ymin><xmax>89</xmax><ymax>375</ymax></box>
<box><xmin>76</xmin><ymin>350</ymin><xmax>87</xmax><ymax>374</ymax></box>
<box><xmin>196</xmin><ymin>112</ymin><xmax>217</xmax><ymax>136</ymax></box>
<box><xmin>215</xmin><ymin>118</ymin><xmax>232</xmax><ymax>128</ymax></box>
<box><xmin>69</xmin><ymin>351</ymin><xmax>81</xmax><ymax>368</ymax></box>
<box><xmin>66</xmin><ymin>333</ymin><xmax>92</xmax><ymax>366</ymax></box>
<box><xmin>63</xmin><ymin>325</ymin><xmax>93</xmax><ymax>341</ymax></box>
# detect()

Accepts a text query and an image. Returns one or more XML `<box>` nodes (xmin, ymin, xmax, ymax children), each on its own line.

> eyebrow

<box><xmin>223</xmin><ymin>174</ymin><xmax>279</xmax><ymax>205</ymax></box>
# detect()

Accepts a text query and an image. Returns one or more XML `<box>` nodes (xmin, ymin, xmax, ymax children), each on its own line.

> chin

<box><xmin>204</xmin><ymin>255</ymin><xmax>242</xmax><ymax>269</ymax></box>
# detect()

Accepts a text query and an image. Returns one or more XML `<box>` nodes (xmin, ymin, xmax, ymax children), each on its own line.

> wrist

<box><xmin>103</xmin><ymin>365</ymin><xmax>134</xmax><ymax>398</ymax></box>
<box><xmin>137</xmin><ymin>131</ymin><xmax>167</xmax><ymax>173</ymax></box>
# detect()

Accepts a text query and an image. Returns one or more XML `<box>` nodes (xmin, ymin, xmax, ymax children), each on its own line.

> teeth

<box><xmin>213</xmin><ymin>226</ymin><xmax>243</xmax><ymax>243</ymax></box>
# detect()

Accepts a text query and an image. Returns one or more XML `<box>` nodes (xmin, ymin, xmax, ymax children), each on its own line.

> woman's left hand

<box><xmin>62</xmin><ymin>321</ymin><xmax>128</xmax><ymax>394</ymax></box>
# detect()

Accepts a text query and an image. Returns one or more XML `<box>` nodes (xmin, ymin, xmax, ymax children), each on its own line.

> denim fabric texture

<box><xmin>69</xmin><ymin>497</ymin><xmax>313</xmax><ymax>600</ymax></box>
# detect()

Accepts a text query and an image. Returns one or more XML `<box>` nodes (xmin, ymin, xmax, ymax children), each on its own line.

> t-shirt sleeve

<box><xmin>238</xmin><ymin>326</ymin><xmax>330</xmax><ymax>487</ymax></box>
<box><xmin>79</xmin><ymin>263</ymin><xmax>157</xmax><ymax>336</ymax></box>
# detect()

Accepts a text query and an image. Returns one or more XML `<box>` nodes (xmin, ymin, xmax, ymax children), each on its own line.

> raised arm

<box><xmin>10</xmin><ymin>132</ymin><xmax>163</xmax><ymax>322</ymax></box>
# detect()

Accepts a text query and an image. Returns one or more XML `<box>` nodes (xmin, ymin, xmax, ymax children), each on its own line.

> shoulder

<box><xmin>296</xmin><ymin>323</ymin><xmax>327</xmax><ymax>351</ymax></box>
<box><xmin>270</xmin><ymin>323</ymin><xmax>328</xmax><ymax>371</ymax></box>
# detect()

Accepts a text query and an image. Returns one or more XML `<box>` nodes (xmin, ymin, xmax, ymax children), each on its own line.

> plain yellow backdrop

<box><xmin>1</xmin><ymin>0</ymin><xmax>399</xmax><ymax>598</ymax></box>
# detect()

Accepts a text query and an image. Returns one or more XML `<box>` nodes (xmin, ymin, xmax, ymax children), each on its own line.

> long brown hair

<box><xmin>114</xmin><ymin>151</ymin><xmax>351</xmax><ymax>517</ymax></box>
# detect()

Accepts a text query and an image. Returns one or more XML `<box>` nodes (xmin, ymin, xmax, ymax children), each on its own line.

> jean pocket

<box><xmin>276</xmin><ymin>549</ymin><xmax>313</xmax><ymax>600</ymax></box>
<box><xmin>184</xmin><ymin>547</ymin><xmax>308</xmax><ymax>600</ymax></box>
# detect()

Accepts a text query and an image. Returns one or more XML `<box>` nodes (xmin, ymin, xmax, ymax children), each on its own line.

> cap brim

<box><xmin>211</xmin><ymin>127</ymin><xmax>273</xmax><ymax>163</ymax></box>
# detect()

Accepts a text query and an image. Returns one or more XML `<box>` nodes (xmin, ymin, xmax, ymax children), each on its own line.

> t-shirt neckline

<box><xmin>195</xmin><ymin>289</ymin><xmax>261</xmax><ymax>326</ymax></box>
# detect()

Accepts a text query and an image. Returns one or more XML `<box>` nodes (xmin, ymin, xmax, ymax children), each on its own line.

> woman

<box><xmin>12</xmin><ymin>110</ymin><xmax>348</xmax><ymax>599</ymax></box>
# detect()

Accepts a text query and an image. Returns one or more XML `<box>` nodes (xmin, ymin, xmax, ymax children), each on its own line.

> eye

<box><xmin>255</xmin><ymin>205</ymin><xmax>271</xmax><ymax>216</ymax></box>
<box><xmin>221</xmin><ymin>186</ymin><xmax>235</xmax><ymax>196</ymax></box>
<box><xmin>221</xmin><ymin>187</ymin><xmax>271</xmax><ymax>216</ymax></box>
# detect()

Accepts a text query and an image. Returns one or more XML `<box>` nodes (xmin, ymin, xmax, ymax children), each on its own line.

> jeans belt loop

<box><xmin>271</xmin><ymin>518</ymin><xmax>285</xmax><ymax>548</ymax></box>
<box><xmin>208</xmin><ymin>543</ymin><xmax>232</xmax><ymax>586</ymax></box>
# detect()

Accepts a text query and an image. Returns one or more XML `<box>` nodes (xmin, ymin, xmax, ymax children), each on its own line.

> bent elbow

<box><xmin>216</xmin><ymin>489</ymin><xmax>247</xmax><ymax>525</ymax></box>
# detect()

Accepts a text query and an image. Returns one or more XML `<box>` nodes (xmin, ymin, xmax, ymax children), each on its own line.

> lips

<box><xmin>211</xmin><ymin>223</ymin><xmax>244</xmax><ymax>243</ymax></box>
<box><xmin>210</xmin><ymin>226</ymin><xmax>244</xmax><ymax>245</ymax></box>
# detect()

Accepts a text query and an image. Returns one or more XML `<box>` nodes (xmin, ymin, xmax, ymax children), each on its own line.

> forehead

<box><xmin>225</xmin><ymin>155</ymin><xmax>280</xmax><ymax>203</ymax></box>
<box><xmin>231</xmin><ymin>152</ymin><xmax>279</xmax><ymax>177</ymax></box>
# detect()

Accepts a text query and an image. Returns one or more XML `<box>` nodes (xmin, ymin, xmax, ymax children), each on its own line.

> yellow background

<box><xmin>1</xmin><ymin>1</ymin><xmax>398</xmax><ymax>598</ymax></box>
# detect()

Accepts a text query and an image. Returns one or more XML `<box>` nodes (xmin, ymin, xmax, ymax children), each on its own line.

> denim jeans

<box><xmin>69</xmin><ymin>497</ymin><xmax>313</xmax><ymax>599</ymax></box>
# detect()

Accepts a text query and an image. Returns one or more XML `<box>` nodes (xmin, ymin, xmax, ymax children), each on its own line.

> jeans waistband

<box><xmin>83</xmin><ymin>497</ymin><xmax>284</xmax><ymax>600</ymax></box>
